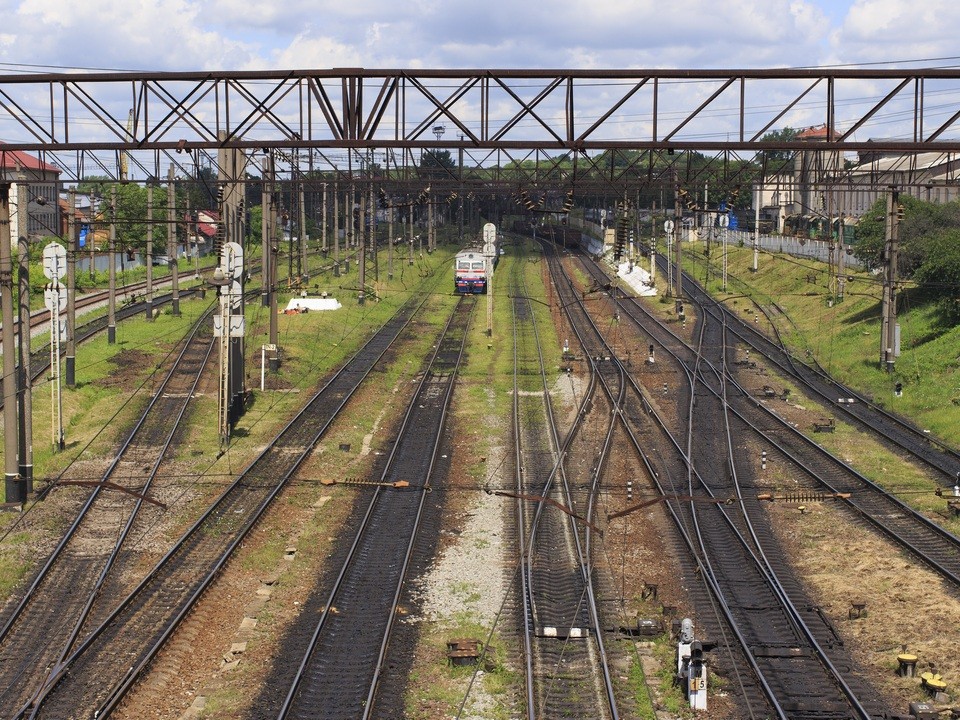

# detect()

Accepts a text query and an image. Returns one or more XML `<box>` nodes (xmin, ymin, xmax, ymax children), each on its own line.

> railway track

<box><xmin>508</xmin><ymin>242</ymin><xmax>618</xmax><ymax>720</ymax></box>
<box><xmin>546</xmin><ymin>246</ymin><xmax>895</xmax><ymax>717</ymax></box>
<box><xmin>0</xmin><ymin>302</ymin><xmax>216</xmax><ymax>718</ymax></box>
<box><xmin>668</xmin><ymin>257</ymin><xmax>960</xmax><ymax>484</ymax></box>
<box><xmin>11</xmin><ymin>292</ymin><xmax>427</xmax><ymax>719</ymax></box>
<box><xmin>275</xmin><ymin>296</ymin><xmax>474</xmax><ymax>720</ymax></box>
<box><xmin>592</xmin><ymin>256</ymin><xmax>960</xmax><ymax>589</ymax></box>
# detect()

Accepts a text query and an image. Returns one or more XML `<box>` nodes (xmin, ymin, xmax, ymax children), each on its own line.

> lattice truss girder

<box><xmin>1</xmin><ymin>68</ymin><xmax>959</xmax><ymax>185</ymax></box>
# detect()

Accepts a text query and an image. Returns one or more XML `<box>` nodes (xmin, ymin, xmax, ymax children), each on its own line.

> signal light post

<box><xmin>210</xmin><ymin>242</ymin><xmax>245</xmax><ymax>449</ymax></box>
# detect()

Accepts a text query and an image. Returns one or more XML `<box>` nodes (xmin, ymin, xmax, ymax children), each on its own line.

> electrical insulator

<box><xmin>897</xmin><ymin>204</ymin><xmax>905</xmax><ymax>220</ymax></box>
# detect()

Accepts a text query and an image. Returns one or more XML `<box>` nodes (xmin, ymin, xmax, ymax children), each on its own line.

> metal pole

<box><xmin>347</xmin><ymin>183</ymin><xmax>355</xmax><ymax>252</ymax></box>
<box><xmin>358</xmin><ymin>192</ymin><xmax>366</xmax><ymax>305</ymax></box>
<box><xmin>458</xmin><ymin>142</ymin><xmax>464</xmax><ymax>244</ymax></box>
<box><xmin>752</xmin><ymin>184</ymin><xmax>760</xmax><ymax>272</ymax></box>
<box><xmin>17</xmin><ymin>234</ymin><xmax>32</xmax><ymax>489</ymax></box>
<box><xmin>1</xmin><ymin>184</ymin><xmax>23</xmax><ymax>504</ymax></box>
<box><xmin>333</xmin><ymin>180</ymin><xmax>340</xmax><ymax>276</ymax></box>
<box><xmin>168</xmin><ymin>167</ymin><xmax>180</xmax><ymax>316</ymax></box>
<box><xmin>89</xmin><ymin>192</ymin><xmax>95</xmax><ymax>281</ymax></box>
<box><xmin>146</xmin><ymin>184</ymin><xmax>154</xmax><ymax>321</ymax></box>
<box><xmin>66</xmin><ymin>188</ymin><xmax>76</xmax><ymax>386</ymax></box>
<box><xmin>408</xmin><ymin>204</ymin><xmax>414</xmax><ymax>265</ymax></box>
<box><xmin>266</xmin><ymin>154</ymin><xmax>279</xmax><ymax>370</ymax></box>
<box><xmin>15</xmin><ymin>174</ymin><xmax>31</xmax><ymax>491</ymax></box>
<box><xmin>674</xmin><ymin>185</ymin><xmax>683</xmax><ymax>300</ymax></box>
<box><xmin>108</xmin><ymin>185</ymin><xmax>116</xmax><ymax>343</ymax></box>
<box><xmin>370</xmin><ymin>182</ymin><xmax>378</xmax><ymax>283</ymax></box>
<box><xmin>49</xmin><ymin>262</ymin><xmax>63</xmax><ymax>453</ymax></box>
<box><xmin>262</xmin><ymin>153</ymin><xmax>272</xmax><ymax>307</ymax></box>
<box><xmin>299</xmin><ymin>177</ymin><xmax>307</xmax><ymax>281</ymax></box>
<box><xmin>428</xmin><ymin>190</ymin><xmax>433</xmax><ymax>252</ymax></box>
<box><xmin>722</xmin><ymin>227</ymin><xmax>728</xmax><ymax>292</ymax></box>
<box><xmin>387</xmin><ymin>196</ymin><xmax>394</xmax><ymax>280</ymax></box>
<box><xmin>881</xmin><ymin>187</ymin><xmax>899</xmax><ymax>372</ymax></box>
<box><xmin>321</xmin><ymin>182</ymin><xmax>328</xmax><ymax>255</ymax></box>
<box><xmin>218</xmin><ymin>277</ymin><xmax>230</xmax><ymax>447</ymax></box>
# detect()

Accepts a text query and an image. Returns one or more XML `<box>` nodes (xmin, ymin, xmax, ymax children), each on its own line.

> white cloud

<box><xmin>1</xmin><ymin>0</ymin><xmax>953</xmax><ymax>74</ymax></box>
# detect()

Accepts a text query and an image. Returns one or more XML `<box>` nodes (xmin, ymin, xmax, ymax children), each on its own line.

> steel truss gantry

<box><xmin>0</xmin><ymin>67</ymin><xmax>959</xmax><ymax>187</ymax></box>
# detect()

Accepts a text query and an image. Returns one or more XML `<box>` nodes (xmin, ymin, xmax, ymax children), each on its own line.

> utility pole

<box><xmin>881</xmin><ymin>187</ymin><xmax>900</xmax><ymax>372</ymax></box>
<box><xmin>387</xmin><ymin>199</ymin><xmax>394</xmax><ymax>281</ymax></box>
<box><xmin>333</xmin><ymin>180</ymin><xmax>340</xmax><ymax>276</ymax></box>
<box><xmin>1</xmin><ymin>183</ymin><xmax>23</xmax><ymax>504</ymax></box>
<box><xmin>299</xmin><ymin>179</ymin><xmax>307</xmax><ymax>281</ymax></box>
<box><xmin>145</xmin><ymin>184</ymin><xmax>154</xmax><ymax>321</ymax></box>
<box><xmin>369</xmin><ymin>182</ymin><xmax>377</xmax><ymax>283</ymax></box>
<box><xmin>321</xmin><ymin>182</ymin><xmax>328</xmax><ymax>255</ymax></box>
<box><xmin>261</xmin><ymin>152</ymin><xmax>272</xmax><ymax>307</ymax></box>
<box><xmin>408</xmin><ymin>203</ymin><xmax>414</xmax><ymax>266</ymax></box>
<box><xmin>428</xmin><ymin>189</ymin><xmax>434</xmax><ymax>252</ymax></box>
<box><xmin>347</xmin><ymin>183</ymin><xmax>355</xmax><ymax>253</ymax></box>
<box><xmin>673</xmin><ymin>184</ymin><xmax>683</xmax><ymax>300</ymax></box>
<box><xmin>358</xmin><ymin>192</ymin><xmax>366</xmax><ymax>305</ymax></box>
<box><xmin>385</xmin><ymin>153</ymin><xmax>393</xmax><ymax>280</ymax></box>
<box><xmin>752</xmin><ymin>184</ymin><xmax>760</xmax><ymax>272</ymax></box>
<box><xmin>458</xmin><ymin>137</ymin><xmax>464</xmax><ymax>244</ymax></box>
<box><xmin>17</xmin><ymin>233</ymin><xmax>32</xmax><ymax>491</ymax></box>
<box><xmin>108</xmin><ymin>185</ymin><xmax>117</xmax><ymax>343</ymax></box>
<box><xmin>262</xmin><ymin>152</ymin><xmax>280</xmax><ymax>371</ymax></box>
<box><xmin>66</xmin><ymin>188</ymin><xmax>77</xmax><ymax>386</ymax></box>
<box><xmin>168</xmin><ymin>167</ymin><xmax>180</xmax><ymax>316</ymax></box>
<box><xmin>15</xmin><ymin>174</ymin><xmax>32</xmax><ymax>491</ymax></box>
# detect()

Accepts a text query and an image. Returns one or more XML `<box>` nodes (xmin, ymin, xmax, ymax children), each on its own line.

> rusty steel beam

<box><xmin>0</xmin><ymin>68</ymin><xmax>957</xmax><ymax>187</ymax></box>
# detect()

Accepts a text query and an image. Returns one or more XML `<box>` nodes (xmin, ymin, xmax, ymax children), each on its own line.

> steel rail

<box><xmin>0</xmin><ymin>302</ymin><xmax>215</xmax><ymax>717</ymax></box>
<box><xmin>0</xmin><ymin>301</ymin><xmax>213</xmax><ymax>645</ymax></box>
<box><xmin>535</xmin><ymin>243</ymin><xmax>628</xmax><ymax>720</ymax></box>
<box><xmin>621</xmin><ymin>263</ymin><xmax>960</xmax><ymax>587</ymax></box>
<box><xmin>566</xmin><ymin>251</ymin><xmax>881</xmax><ymax>717</ymax></box>
<box><xmin>675</xmin><ymin>259</ymin><xmax>960</xmax><ymax>480</ymax></box>
<box><xmin>684</xmin><ymin>308</ymin><xmax>875</xmax><ymax>720</ymax></box>
<box><xmin>512</xmin><ymin>240</ymin><xmax>619</xmax><ymax>720</ymax></box>
<box><xmin>509</xmin><ymin>255</ymin><xmax>538</xmax><ymax>719</ymax></box>
<box><xmin>554</xmin><ymin>256</ymin><xmax>777</xmax><ymax>718</ymax></box>
<box><xmin>17</xmin><ymin>292</ymin><xmax>427</xmax><ymax>719</ymax></box>
<box><xmin>275</xmin><ymin>296</ymin><xmax>473</xmax><ymax>719</ymax></box>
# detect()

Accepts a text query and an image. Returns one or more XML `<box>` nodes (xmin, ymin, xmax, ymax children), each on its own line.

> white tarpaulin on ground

<box><xmin>285</xmin><ymin>297</ymin><xmax>343</xmax><ymax>311</ymax></box>
<box><xmin>616</xmin><ymin>261</ymin><xmax>658</xmax><ymax>297</ymax></box>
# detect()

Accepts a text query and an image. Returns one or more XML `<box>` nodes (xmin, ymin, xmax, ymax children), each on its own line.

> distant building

<box><xmin>188</xmin><ymin>209</ymin><xmax>217</xmax><ymax>258</ymax></box>
<box><xmin>754</xmin><ymin>125</ymin><xmax>960</xmax><ymax>236</ymax></box>
<box><xmin>0</xmin><ymin>145</ymin><xmax>62</xmax><ymax>244</ymax></box>
<box><xmin>842</xmin><ymin>151</ymin><xmax>960</xmax><ymax>214</ymax></box>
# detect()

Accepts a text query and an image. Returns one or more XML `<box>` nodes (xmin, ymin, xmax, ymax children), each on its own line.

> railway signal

<box><xmin>43</xmin><ymin>242</ymin><xmax>68</xmax><ymax>452</ymax></box>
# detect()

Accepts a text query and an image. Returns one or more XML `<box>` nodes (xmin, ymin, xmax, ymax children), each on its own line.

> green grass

<box><xmin>405</xmin><ymin>612</ymin><xmax>519</xmax><ymax>720</ymax></box>
<box><xmin>682</xmin><ymin>242</ymin><xmax>960</xmax><ymax>448</ymax></box>
<box><xmin>627</xmin><ymin>646</ymin><xmax>659</xmax><ymax>719</ymax></box>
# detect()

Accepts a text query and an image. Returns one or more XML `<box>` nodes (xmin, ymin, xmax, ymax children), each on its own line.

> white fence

<box><xmin>726</xmin><ymin>230</ymin><xmax>865</xmax><ymax>270</ymax></box>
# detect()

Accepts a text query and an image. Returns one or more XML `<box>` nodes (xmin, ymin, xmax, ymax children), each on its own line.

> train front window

<box><xmin>472</xmin><ymin>262</ymin><xmax>484</xmax><ymax>270</ymax></box>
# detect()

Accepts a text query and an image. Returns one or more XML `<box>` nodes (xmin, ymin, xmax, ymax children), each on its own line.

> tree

<box><xmin>757</xmin><ymin>127</ymin><xmax>798</xmax><ymax>166</ymax></box>
<box><xmin>419</xmin><ymin>149</ymin><xmax>457</xmax><ymax>179</ymax></box>
<box><xmin>913</xmin><ymin>228</ymin><xmax>960</xmax><ymax>324</ymax></box>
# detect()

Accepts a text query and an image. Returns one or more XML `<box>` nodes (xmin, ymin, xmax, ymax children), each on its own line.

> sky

<box><xmin>2</xmin><ymin>0</ymin><xmax>960</xmax><ymax>73</ymax></box>
<box><xmin>2</xmin><ymin>0</ymin><xmax>960</xmax><ymax>177</ymax></box>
